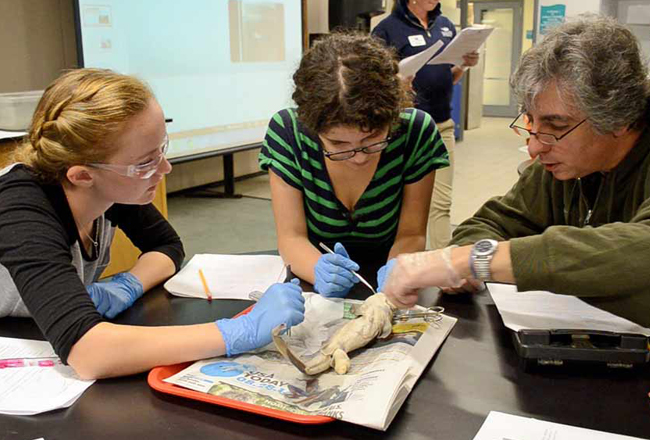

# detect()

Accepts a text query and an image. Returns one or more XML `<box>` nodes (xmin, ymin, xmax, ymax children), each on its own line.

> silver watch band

<box><xmin>473</xmin><ymin>257</ymin><xmax>492</xmax><ymax>281</ymax></box>
<box><xmin>470</xmin><ymin>239</ymin><xmax>498</xmax><ymax>282</ymax></box>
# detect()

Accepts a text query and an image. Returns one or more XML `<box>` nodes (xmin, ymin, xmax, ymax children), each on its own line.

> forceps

<box><xmin>392</xmin><ymin>306</ymin><xmax>445</xmax><ymax>324</ymax></box>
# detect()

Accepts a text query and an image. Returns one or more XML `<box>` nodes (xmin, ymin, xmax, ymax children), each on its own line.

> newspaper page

<box><xmin>164</xmin><ymin>294</ymin><xmax>457</xmax><ymax>430</ymax></box>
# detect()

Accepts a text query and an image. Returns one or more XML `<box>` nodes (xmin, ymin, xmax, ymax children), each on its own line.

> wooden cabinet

<box><xmin>0</xmin><ymin>138</ymin><xmax>169</xmax><ymax>278</ymax></box>
<box><xmin>0</xmin><ymin>138</ymin><xmax>20</xmax><ymax>168</ymax></box>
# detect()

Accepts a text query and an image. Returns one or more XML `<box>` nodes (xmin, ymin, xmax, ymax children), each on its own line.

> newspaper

<box><xmin>164</xmin><ymin>293</ymin><xmax>457</xmax><ymax>430</ymax></box>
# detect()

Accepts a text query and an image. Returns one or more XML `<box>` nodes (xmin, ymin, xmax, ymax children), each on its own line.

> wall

<box><xmin>0</xmin><ymin>0</ymin><xmax>78</xmax><ymax>93</ymax></box>
<box><xmin>535</xmin><ymin>0</ymin><xmax>602</xmax><ymax>40</ymax></box>
<box><xmin>522</xmin><ymin>0</ymin><xmax>535</xmax><ymax>52</ymax></box>
<box><xmin>370</xmin><ymin>0</ymin><xmax>395</xmax><ymax>30</ymax></box>
<box><xmin>166</xmin><ymin>150</ymin><xmax>260</xmax><ymax>193</ymax></box>
<box><xmin>308</xmin><ymin>0</ymin><xmax>329</xmax><ymax>34</ymax></box>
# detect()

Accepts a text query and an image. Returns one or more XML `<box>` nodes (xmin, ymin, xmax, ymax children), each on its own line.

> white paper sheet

<box><xmin>164</xmin><ymin>254</ymin><xmax>287</xmax><ymax>300</ymax></box>
<box><xmin>428</xmin><ymin>25</ymin><xmax>494</xmax><ymax>66</ymax></box>
<box><xmin>0</xmin><ymin>129</ymin><xmax>27</xmax><ymax>140</ymax></box>
<box><xmin>398</xmin><ymin>40</ymin><xmax>443</xmax><ymax>78</ymax></box>
<box><xmin>487</xmin><ymin>283</ymin><xmax>650</xmax><ymax>336</ymax></box>
<box><xmin>474</xmin><ymin>411</ymin><xmax>646</xmax><ymax>440</ymax></box>
<box><xmin>0</xmin><ymin>337</ymin><xmax>95</xmax><ymax>415</ymax></box>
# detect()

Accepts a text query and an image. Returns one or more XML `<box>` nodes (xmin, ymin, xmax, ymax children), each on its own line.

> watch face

<box><xmin>474</xmin><ymin>240</ymin><xmax>496</xmax><ymax>256</ymax></box>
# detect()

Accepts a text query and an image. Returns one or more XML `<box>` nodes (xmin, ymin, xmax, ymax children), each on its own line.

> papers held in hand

<box><xmin>398</xmin><ymin>40</ymin><xmax>443</xmax><ymax>78</ymax></box>
<box><xmin>164</xmin><ymin>254</ymin><xmax>287</xmax><ymax>301</ymax></box>
<box><xmin>398</xmin><ymin>25</ymin><xmax>493</xmax><ymax>78</ymax></box>
<box><xmin>427</xmin><ymin>25</ymin><xmax>494</xmax><ymax>66</ymax></box>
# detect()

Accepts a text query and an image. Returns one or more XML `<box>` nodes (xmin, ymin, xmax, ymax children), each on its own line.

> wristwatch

<box><xmin>470</xmin><ymin>239</ymin><xmax>499</xmax><ymax>281</ymax></box>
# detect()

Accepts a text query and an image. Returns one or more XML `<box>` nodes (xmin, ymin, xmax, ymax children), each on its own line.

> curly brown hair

<box><xmin>292</xmin><ymin>32</ymin><xmax>412</xmax><ymax>134</ymax></box>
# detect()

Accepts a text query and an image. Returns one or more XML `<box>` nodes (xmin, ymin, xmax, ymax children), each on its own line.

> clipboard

<box><xmin>147</xmin><ymin>305</ymin><xmax>335</xmax><ymax>425</ymax></box>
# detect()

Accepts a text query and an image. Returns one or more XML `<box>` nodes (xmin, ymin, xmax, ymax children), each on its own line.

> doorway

<box><xmin>473</xmin><ymin>1</ymin><xmax>523</xmax><ymax>117</ymax></box>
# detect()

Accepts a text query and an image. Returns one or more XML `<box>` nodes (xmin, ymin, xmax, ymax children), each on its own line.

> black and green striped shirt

<box><xmin>259</xmin><ymin>108</ymin><xmax>449</xmax><ymax>261</ymax></box>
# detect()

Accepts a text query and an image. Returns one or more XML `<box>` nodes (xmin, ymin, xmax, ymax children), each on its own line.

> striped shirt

<box><xmin>259</xmin><ymin>108</ymin><xmax>449</xmax><ymax>260</ymax></box>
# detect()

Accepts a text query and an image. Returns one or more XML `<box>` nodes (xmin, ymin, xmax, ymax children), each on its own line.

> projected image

<box><xmin>77</xmin><ymin>0</ymin><xmax>302</xmax><ymax>160</ymax></box>
<box><xmin>81</xmin><ymin>5</ymin><xmax>114</xmax><ymax>54</ymax></box>
<box><xmin>229</xmin><ymin>1</ymin><xmax>286</xmax><ymax>63</ymax></box>
<box><xmin>82</xmin><ymin>5</ymin><xmax>112</xmax><ymax>27</ymax></box>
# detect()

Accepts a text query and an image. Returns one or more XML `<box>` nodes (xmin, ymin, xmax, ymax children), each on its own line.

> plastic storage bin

<box><xmin>0</xmin><ymin>91</ymin><xmax>43</xmax><ymax>131</ymax></box>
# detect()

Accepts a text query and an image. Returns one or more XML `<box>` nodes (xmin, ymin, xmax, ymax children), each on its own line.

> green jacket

<box><xmin>451</xmin><ymin>128</ymin><xmax>650</xmax><ymax>327</ymax></box>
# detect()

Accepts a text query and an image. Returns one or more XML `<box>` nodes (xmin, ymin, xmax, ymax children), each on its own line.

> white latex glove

<box><xmin>382</xmin><ymin>246</ymin><xmax>463</xmax><ymax>308</ymax></box>
<box><xmin>441</xmin><ymin>278</ymin><xmax>486</xmax><ymax>295</ymax></box>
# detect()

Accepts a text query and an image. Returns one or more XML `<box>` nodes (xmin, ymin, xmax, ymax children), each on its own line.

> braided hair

<box><xmin>13</xmin><ymin>68</ymin><xmax>153</xmax><ymax>183</ymax></box>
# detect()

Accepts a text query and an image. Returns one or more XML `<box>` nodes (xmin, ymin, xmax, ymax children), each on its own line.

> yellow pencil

<box><xmin>198</xmin><ymin>269</ymin><xmax>212</xmax><ymax>302</ymax></box>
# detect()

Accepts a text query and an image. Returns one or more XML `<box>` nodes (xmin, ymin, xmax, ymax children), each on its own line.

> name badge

<box><xmin>441</xmin><ymin>27</ymin><xmax>453</xmax><ymax>38</ymax></box>
<box><xmin>408</xmin><ymin>35</ymin><xmax>426</xmax><ymax>47</ymax></box>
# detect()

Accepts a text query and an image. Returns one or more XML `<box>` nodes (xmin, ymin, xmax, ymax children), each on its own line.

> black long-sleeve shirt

<box><xmin>0</xmin><ymin>164</ymin><xmax>184</xmax><ymax>363</ymax></box>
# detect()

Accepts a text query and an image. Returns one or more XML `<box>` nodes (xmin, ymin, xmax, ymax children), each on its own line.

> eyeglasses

<box><xmin>323</xmin><ymin>137</ymin><xmax>391</xmax><ymax>161</ymax></box>
<box><xmin>509</xmin><ymin>113</ymin><xmax>587</xmax><ymax>146</ymax></box>
<box><xmin>88</xmin><ymin>135</ymin><xmax>169</xmax><ymax>179</ymax></box>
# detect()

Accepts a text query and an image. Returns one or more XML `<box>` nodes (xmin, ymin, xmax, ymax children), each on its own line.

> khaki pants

<box><xmin>428</xmin><ymin>118</ymin><xmax>456</xmax><ymax>250</ymax></box>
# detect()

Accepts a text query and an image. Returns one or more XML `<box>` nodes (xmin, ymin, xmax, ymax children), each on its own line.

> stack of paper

<box><xmin>487</xmin><ymin>283</ymin><xmax>650</xmax><ymax>336</ymax></box>
<box><xmin>398</xmin><ymin>25</ymin><xmax>493</xmax><ymax>78</ymax></box>
<box><xmin>398</xmin><ymin>40</ymin><xmax>443</xmax><ymax>77</ymax></box>
<box><xmin>428</xmin><ymin>25</ymin><xmax>494</xmax><ymax>66</ymax></box>
<box><xmin>474</xmin><ymin>411</ymin><xmax>646</xmax><ymax>440</ymax></box>
<box><xmin>164</xmin><ymin>254</ymin><xmax>287</xmax><ymax>300</ymax></box>
<box><xmin>0</xmin><ymin>337</ymin><xmax>95</xmax><ymax>415</ymax></box>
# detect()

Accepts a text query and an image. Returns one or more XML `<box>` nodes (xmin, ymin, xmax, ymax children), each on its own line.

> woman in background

<box><xmin>373</xmin><ymin>0</ymin><xmax>479</xmax><ymax>249</ymax></box>
<box><xmin>0</xmin><ymin>69</ymin><xmax>304</xmax><ymax>379</ymax></box>
<box><xmin>259</xmin><ymin>33</ymin><xmax>449</xmax><ymax>298</ymax></box>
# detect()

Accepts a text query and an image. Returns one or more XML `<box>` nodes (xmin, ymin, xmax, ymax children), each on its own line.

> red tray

<box><xmin>147</xmin><ymin>306</ymin><xmax>335</xmax><ymax>425</ymax></box>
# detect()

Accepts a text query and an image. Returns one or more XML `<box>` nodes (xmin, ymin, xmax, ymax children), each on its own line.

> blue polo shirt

<box><xmin>372</xmin><ymin>1</ymin><xmax>456</xmax><ymax>122</ymax></box>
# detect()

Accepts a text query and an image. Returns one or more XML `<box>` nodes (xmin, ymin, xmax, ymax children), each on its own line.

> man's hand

<box><xmin>383</xmin><ymin>246</ymin><xmax>463</xmax><ymax>308</ymax></box>
<box><xmin>441</xmin><ymin>278</ymin><xmax>486</xmax><ymax>295</ymax></box>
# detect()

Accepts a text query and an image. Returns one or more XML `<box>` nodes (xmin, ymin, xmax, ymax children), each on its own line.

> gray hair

<box><xmin>511</xmin><ymin>14</ymin><xmax>650</xmax><ymax>134</ymax></box>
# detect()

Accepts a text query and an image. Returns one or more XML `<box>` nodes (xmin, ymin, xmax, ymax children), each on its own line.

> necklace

<box><xmin>79</xmin><ymin>220</ymin><xmax>99</xmax><ymax>254</ymax></box>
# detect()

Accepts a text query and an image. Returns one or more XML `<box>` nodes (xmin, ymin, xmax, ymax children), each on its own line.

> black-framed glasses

<box><xmin>323</xmin><ymin>137</ymin><xmax>391</xmax><ymax>161</ymax></box>
<box><xmin>509</xmin><ymin>113</ymin><xmax>587</xmax><ymax>146</ymax></box>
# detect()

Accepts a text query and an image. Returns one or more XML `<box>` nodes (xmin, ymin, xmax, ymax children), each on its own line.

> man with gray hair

<box><xmin>381</xmin><ymin>14</ymin><xmax>650</xmax><ymax>327</ymax></box>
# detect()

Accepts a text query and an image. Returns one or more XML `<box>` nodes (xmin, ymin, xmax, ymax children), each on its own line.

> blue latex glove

<box><xmin>87</xmin><ymin>272</ymin><xmax>144</xmax><ymax>319</ymax></box>
<box><xmin>376</xmin><ymin>258</ymin><xmax>397</xmax><ymax>292</ymax></box>
<box><xmin>313</xmin><ymin>242</ymin><xmax>360</xmax><ymax>298</ymax></box>
<box><xmin>216</xmin><ymin>279</ymin><xmax>305</xmax><ymax>357</ymax></box>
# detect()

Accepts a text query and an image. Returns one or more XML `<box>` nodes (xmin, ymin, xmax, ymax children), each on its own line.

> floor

<box><xmin>168</xmin><ymin>117</ymin><xmax>528</xmax><ymax>260</ymax></box>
